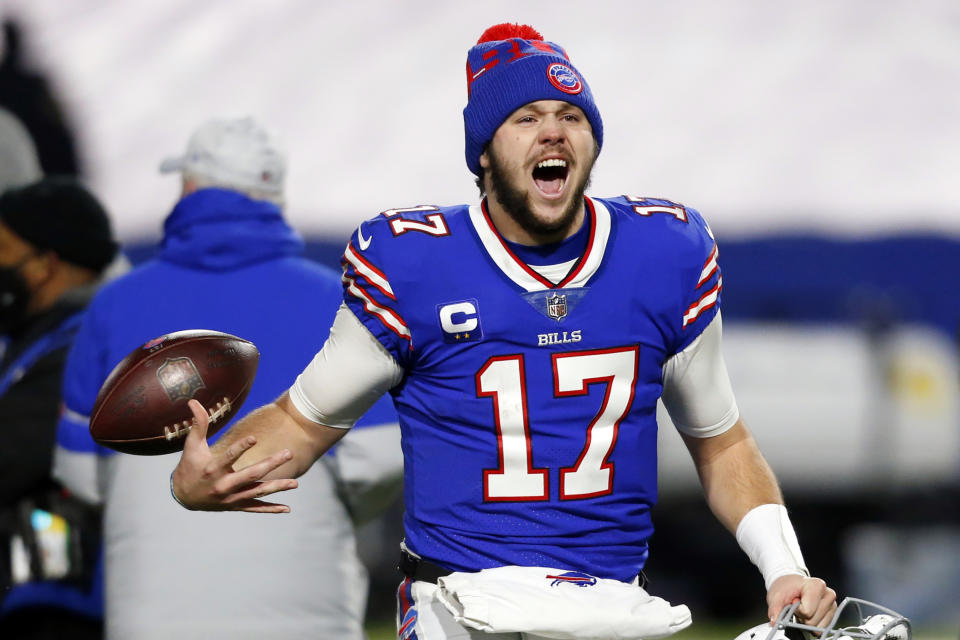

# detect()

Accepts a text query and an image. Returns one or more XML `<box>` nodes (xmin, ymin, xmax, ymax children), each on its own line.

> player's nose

<box><xmin>538</xmin><ymin>116</ymin><xmax>565</xmax><ymax>144</ymax></box>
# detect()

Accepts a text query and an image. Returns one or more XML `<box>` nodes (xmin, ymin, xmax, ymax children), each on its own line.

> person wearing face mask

<box><xmin>0</xmin><ymin>176</ymin><xmax>117</xmax><ymax>639</ymax></box>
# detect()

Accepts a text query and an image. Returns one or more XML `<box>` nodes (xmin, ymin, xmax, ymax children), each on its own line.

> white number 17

<box><xmin>476</xmin><ymin>346</ymin><xmax>639</xmax><ymax>502</ymax></box>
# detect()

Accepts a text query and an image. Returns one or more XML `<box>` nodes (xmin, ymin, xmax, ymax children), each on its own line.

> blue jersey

<box><xmin>342</xmin><ymin>196</ymin><xmax>721</xmax><ymax>582</ymax></box>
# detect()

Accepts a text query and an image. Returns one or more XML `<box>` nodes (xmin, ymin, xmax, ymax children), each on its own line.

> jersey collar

<box><xmin>468</xmin><ymin>196</ymin><xmax>611</xmax><ymax>292</ymax></box>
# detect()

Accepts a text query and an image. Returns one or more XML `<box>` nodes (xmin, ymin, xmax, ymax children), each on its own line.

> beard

<box><xmin>486</xmin><ymin>145</ymin><xmax>595</xmax><ymax>240</ymax></box>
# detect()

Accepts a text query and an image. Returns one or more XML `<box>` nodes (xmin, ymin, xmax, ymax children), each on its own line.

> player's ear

<box><xmin>479</xmin><ymin>149</ymin><xmax>491</xmax><ymax>170</ymax></box>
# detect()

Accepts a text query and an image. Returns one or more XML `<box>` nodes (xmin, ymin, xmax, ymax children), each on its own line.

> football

<box><xmin>90</xmin><ymin>329</ymin><xmax>259</xmax><ymax>455</ymax></box>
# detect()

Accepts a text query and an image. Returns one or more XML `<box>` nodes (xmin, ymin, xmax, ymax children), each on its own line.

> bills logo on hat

<box><xmin>547</xmin><ymin>63</ymin><xmax>583</xmax><ymax>94</ymax></box>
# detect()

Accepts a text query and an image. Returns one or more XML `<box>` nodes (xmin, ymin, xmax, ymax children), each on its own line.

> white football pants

<box><xmin>397</xmin><ymin>578</ymin><xmax>555</xmax><ymax>640</ymax></box>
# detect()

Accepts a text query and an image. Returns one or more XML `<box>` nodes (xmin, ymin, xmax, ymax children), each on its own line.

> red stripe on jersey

<box><xmin>479</xmin><ymin>200</ymin><xmax>556</xmax><ymax>289</ymax></box>
<box><xmin>342</xmin><ymin>243</ymin><xmax>397</xmax><ymax>301</ymax></box>
<box><xmin>343</xmin><ymin>275</ymin><xmax>412</xmax><ymax>344</ymax></box>
<box><xmin>697</xmin><ymin>243</ymin><xmax>719</xmax><ymax>288</ymax></box>
<box><xmin>556</xmin><ymin>198</ymin><xmax>597</xmax><ymax>288</ymax></box>
<box><xmin>683</xmin><ymin>276</ymin><xmax>722</xmax><ymax>328</ymax></box>
<box><xmin>479</xmin><ymin>198</ymin><xmax>596</xmax><ymax>290</ymax></box>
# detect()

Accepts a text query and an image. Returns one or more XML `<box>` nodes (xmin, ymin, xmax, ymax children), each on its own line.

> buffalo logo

<box><xmin>546</xmin><ymin>571</ymin><xmax>597</xmax><ymax>587</ymax></box>
<box><xmin>546</xmin><ymin>293</ymin><xmax>568</xmax><ymax>320</ymax></box>
<box><xmin>157</xmin><ymin>357</ymin><xmax>206</xmax><ymax>403</ymax></box>
<box><xmin>547</xmin><ymin>63</ymin><xmax>583</xmax><ymax>95</ymax></box>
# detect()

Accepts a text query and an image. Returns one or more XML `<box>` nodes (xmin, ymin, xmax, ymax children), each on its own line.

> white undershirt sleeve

<box><xmin>289</xmin><ymin>303</ymin><xmax>404</xmax><ymax>429</ymax></box>
<box><xmin>661</xmin><ymin>311</ymin><xmax>740</xmax><ymax>438</ymax></box>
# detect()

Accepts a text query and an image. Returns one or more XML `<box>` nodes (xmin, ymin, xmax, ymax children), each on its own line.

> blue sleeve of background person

<box><xmin>55</xmin><ymin>298</ymin><xmax>114</xmax><ymax>457</ymax></box>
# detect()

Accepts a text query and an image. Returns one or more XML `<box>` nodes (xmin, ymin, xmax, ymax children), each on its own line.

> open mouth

<box><xmin>532</xmin><ymin>158</ymin><xmax>569</xmax><ymax>197</ymax></box>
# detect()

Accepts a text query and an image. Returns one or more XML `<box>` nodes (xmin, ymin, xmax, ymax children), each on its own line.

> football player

<box><xmin>171</xmin><ymin>23</ymin><xmax>838</xmax><ymax>639</ymax></box>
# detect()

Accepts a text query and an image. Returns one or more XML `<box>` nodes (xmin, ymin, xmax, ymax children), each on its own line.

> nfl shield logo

<box><xmin>157</xmin><ymin>357</ymin><xmax>206</xmax><ymax>402</ymax></box>
<box><xmin>546</xmin><ymin>293</ymin><xmax>568</xmax><ymax>320</ymax></box>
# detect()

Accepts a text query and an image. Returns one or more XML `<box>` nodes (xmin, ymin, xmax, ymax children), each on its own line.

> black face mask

<box><xmin>0</xmin><ymin>263</ymin><xmax>31</xmax><ymax>334</ymax></box>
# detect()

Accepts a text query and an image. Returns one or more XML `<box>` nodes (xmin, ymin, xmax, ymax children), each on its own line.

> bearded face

<box><xmin>480</xmin><ymin>100</ymin><xmax>598</xmax><ymax>244</ymax></box>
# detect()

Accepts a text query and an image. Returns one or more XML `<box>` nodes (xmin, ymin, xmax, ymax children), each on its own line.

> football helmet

<box><xmin>733</xmin><ymin>597</ymin><xmax>911</xmax><ymax>640</ymax></box>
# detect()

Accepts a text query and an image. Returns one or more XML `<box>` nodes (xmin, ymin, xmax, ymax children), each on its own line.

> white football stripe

<box><xmin>343</xmin><ymin>244</ymin><xmax>396</xmax><ymax>299</ymax></box>
<box><xmin>683</xmin><ymin>276</ymin><xmax>723</xmax><ymax>328</ymax></box>
<box><xmin>564</xmin><ymin>197</ymin><xmax>611</xmax><ymax>289</ymax></box>
<box><xmin>697</xmin><ymin>244</ymin><xmax>719</xmax><ymax>288</ymax></box>
<box><xmin>468</xmin><ymin>198</ymin><xmax>611</xmax><ymax>292</ymax></box>
<box><xmin>469</xmin><ymin>204</ymin><xmax>549</xmax><ymax>292</ymax></box>
<box><xmin>343</xmin><ymin>276</ymin><xmax>411</xmax><ymax>341</ymax></box>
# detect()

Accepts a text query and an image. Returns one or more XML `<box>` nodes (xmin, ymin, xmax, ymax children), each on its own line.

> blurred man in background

<box><xmin>0</xmin><ymin>19</ymin><xmax>83</xmax><ymax>177</ymax></box>
<box><xmin>53</xmin><ymin>115</ymin><xmax>403</xmax><ymax>640</ymax></box>
<box><xmin>0</xmin><ymin>177</ymin><xmax>118</xmax><ymax>639</ymax></box>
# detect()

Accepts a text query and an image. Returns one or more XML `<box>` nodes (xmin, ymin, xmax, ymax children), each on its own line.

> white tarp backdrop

<box><xmin>3</xmin><ymin>0</ymin><xmax>959</xmax><ymax>242</ymax></box>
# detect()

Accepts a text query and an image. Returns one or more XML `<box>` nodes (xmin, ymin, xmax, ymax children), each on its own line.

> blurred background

<box><xmin>3</xmin><ymin>0</ymin><xmax>957</xmax><ymax>635</ymax></box>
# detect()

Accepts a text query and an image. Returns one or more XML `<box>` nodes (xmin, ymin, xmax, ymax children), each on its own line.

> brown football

<box><xmin>90</xmin><ymin>330</ymin><xmax>259</xmax><ymax>455</ymax></box>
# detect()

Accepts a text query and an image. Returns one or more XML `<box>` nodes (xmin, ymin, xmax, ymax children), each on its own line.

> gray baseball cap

<box><xmin>159</xmin><ymin>116</ymin><xmax>286</xmax><ymax>195</ymax></box>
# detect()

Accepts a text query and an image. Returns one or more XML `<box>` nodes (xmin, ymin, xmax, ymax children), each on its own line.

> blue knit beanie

<box><xmin>463</xmin><ymin>23</ymin><xmax>603</xmax><ymax>176</ymax></box>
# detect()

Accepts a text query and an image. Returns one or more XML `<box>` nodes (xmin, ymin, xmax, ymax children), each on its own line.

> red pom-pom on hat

<box><xmin>476</xmin><ymin>23</ymin><xmax>543</xmax><ymax>44</ymax></box>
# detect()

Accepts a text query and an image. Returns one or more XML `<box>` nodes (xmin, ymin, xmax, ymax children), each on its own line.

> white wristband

<box><xmin>735</xmin><ymin>504</ymin><xmax>808</xmax><ymax>590</ymax></box>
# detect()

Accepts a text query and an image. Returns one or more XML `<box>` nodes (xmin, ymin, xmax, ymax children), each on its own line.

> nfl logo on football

<box><xmin>546</xmin><ymin>293</ymin><xmax>567</xmax><ymax>320</ymax></box>
<box><xmin>157</xmin><ymin>357</ymin><xmax>206</xmax><ymax>402</ymax></box>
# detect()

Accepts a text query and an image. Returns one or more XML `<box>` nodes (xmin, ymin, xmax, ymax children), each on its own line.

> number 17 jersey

<box><xmin>341</xmin><ymin>195</ymin><xmax>722</xmax><ymax>582</ymax></box>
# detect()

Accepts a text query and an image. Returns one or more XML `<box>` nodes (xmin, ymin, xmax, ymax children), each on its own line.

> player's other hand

<box><xmin>170</xmin><ymin>399</ymin><xmax>299</xmax><ymax>513</ymax></box>
<box><xmin>766</xmin><ymin>574</ymin><xmax>837</xmax><ymax>628</ymax></box>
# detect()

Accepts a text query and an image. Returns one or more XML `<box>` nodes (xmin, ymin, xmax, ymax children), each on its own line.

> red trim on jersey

<box><xmin>343</xmin><ymin>274</ymin><xmax>412</xmax><ymax>344</ymax></box>
<box><xmin>388</xmin><ymin>213</ymin><xmax>451</xmax><ymax>238</ymax></box>
<box><xmin>477</xmin><ymin>354</ymin><xmax>550</xmax><ymax>502</ymax></box>
<box><xmin>479</xmin><ymin>199</ymin><xmax>554</xmax><ymax>288</ymax></box>
<box><xmin>683</xmin><ymin>276</ymin><xmax>723</xmax><ymax>328</ymax></box>
<box><xmin>343</xmin><ymin>243</ymin><xmax>397</xmax><ymax>301</ymax></box>
<box><xmin>553</xmin><ymin>345</ymin><xmax>639</xmax><ymax>500</ymax></box>
<box><xmin>479</xmin><ymin>198</ymin><xmax>595</xmax><ymax>290</ymax></box>
<box><xmin>556</xmin><ymin>197</ymin><xmax>597</xmax><ymax>288</ymax></box>
<box><xmin>697</xmin><ymin>243</ymin><xmax>719</xmax><ymax>289</ymax></box>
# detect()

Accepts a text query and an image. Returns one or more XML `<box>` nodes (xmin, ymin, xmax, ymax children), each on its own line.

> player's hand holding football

<box><xmin>766</xmin><ymin>574</ymin><xmax>837</xmax><ymax>628</ymax></box>
<box><xmin>170</xmin><ymin>399</ymin><xmax>299</xmax><ymax>513</ymax></box>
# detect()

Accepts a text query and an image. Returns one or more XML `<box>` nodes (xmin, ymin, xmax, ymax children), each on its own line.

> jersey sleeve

<box><xmin>673</xmin><ymin>206</ymin><xmax>722</xmax><ymax>354</ymax></box>
<box><xmin>289</xmin><ymin>304</ymin><xmax>403</xmax><ymax>429</ymax></box>
<box><xmin>661</xmin><ymin>312</ymin><xmax>740</xmax><ymax>437</ymax></box>
<box><xmin>340</xmin><ymin>217</ymin><xmax>415</xmax><ymax>366</ymax></box>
